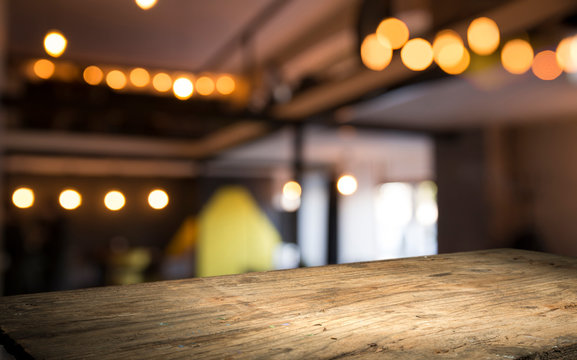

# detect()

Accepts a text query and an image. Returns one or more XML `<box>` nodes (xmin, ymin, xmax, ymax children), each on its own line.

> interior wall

<box><xmin>436</xmin><ymin>120</ymin><xmax>577</xmax><ymax>257</ymax></box>
<box><xmin>512</xmin><ymin>120</ymin><xmax>577</xmax><ymax>256</ymax></box>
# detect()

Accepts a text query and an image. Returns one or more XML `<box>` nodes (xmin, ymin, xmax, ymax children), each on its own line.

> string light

<box><xmin>148</xmin><ymin>189</ymin><xmax>169</xmax><ymax>210</ymax></box>
<box><xmin>401</xmin><ymin>38</ymin><xmax>433</xmax><ymax>71</ymax></box>
<box><xmin>83</xmin><ymin>65</ymin><xmax>104</xmax><ymax>85</ymax></box>
<box><xmin>376</xmin><ymin>17</ymin><xmax>409</xmax><ymax>49</ymax></box>
<box><xmin>216</xmin><ymin>75</ymin><xmax>236</xmax><ymax>95</ymax></box>
<box><xmin>337</xmin><ymin>175</ymin><xmax>358</xmax><ymax>196</ymax></box>
<box><xmin>361</xmin><ymin>33</ymin><xmax>393</xmax><ymax>71</ymax></box>
<box><xmin>106</xmin><ymin>70</ymin><xmax>127</xmax><ymax>90</ymax></box>
<box><xmin>33</xmin><ymin>59</ymin><xmax>55</xmax><ymax>79</ymax></box>
<box><xmin>104</xmin><ymin>191</ymin><xmax>126</xmax><ymax>211</ymax></box>
<box><xmin>501</xmin><ymin>39</ymin><xmax>534</xmax><ymax>75</ymax></box>
<box><xmin>467</xmin><ymin>17</ymin><xmax>500</xmax><ymax>55</ymax></box>
<box><xmin>59</xmin><ymin>189</ymin><xmax>82</xmax><ymax>210</ymax></box>
<box><xmin>173</xmin><ymin>77</ymin><xmax>194</xmax><ymax>100</ymax></box>
<box><xmin>44</xmin><ymin>31</ymin><xmax>67</xmax><ymax>58</ymax></box>
<box><xmin>153</xmin><ymin>73</ymin><xmax>172</xmax><ymax>92</ymax></box>
<box><xmin>135</xmin><ymin>0</ymin><xmax>157</xmax><ymax>10</ymax></box>
<box><xmin>12</xmin><ymin>188</ymin><xmax>34</xmax><ymax>209</ymax></box>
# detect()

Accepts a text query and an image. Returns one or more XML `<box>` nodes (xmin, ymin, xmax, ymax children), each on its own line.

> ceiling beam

<box><xmin>271</xmin><ymin>0</ymin><xmax>577</xmax><ymax>120</ymax></box>
<box><xmin>3</xmin><ymin>121</ymin><xmax>270</xmax><ymax>159</ymax></box>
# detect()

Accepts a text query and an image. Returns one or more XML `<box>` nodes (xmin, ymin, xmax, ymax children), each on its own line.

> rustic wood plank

<box><xmin>1</xmin><ymin>249</ymin><xmax>577</xmax><ymax>359</ymax></box>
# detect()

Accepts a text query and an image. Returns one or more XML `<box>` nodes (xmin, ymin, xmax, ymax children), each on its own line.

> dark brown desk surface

<box><xmin>1</xmin><ymin>249</ymin><xmax>577</xmax><ymax>359</ymax></box>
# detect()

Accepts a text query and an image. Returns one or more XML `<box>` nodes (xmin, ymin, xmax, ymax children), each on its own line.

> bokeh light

<box><xmin>12</xmin><ymin>188</ymin><xmax>35</xmax><ymax>209</ymax></box>
<box><xmin>556</xmin><ymin>35</ymin><xmax>577</xmax><ymax>73</ymax></box>
<box><xmin>216</xmin><ymin>75</ymin><xmax>236</xmax><ymax>95</ymax></box>
<box><xmin>376</xmin><ymin>17</ymin><xmax>409</xmax><ymax>49</ymax></box>
<box><xmin>153</xmin><ymin>73</ymin><xmax>172</xmax><ymax>92</ymax></box>
<box><xmin>106</xmin><ymin>70</ymin><xmax>127</xmax><ymax>90</ymax></box>
<box><xmin>83</xmin><ymin>65</ymin><xmax>104</xmax><ymax>85</ymax></box>
<box><xmin>33</xmin><ymin>59</ymin><xmax>55</xmax><ymax>79</ymax></box>
<box><xmin>44</xmin><ymin>31</ymin><xmax>67</xmax><ymax>58</ymax></box>
<box><xmin>104</xmin><ymin>191</ymin><xmax>126</xmax><ymax>211</ymax></box>
<box><xmin>148</xmin><ymin>189</ymin><xmax>169</xmax><ymax>210</ymax></box>
<box><xmin>501</xmin><ymin>39</ymin><xmax>534</xmax><ymax>74</ymax></box>
<box><xmin>173</xmin><ymin>77</ymin><xmax>194</xmax><ymax>100</ymax></box>
<box><xmin>59</xmin><ymin>189</ymin><xmax>82</xmax><ymax>210</ymax></box>
<box><xmin>532</xmin><ymin>50</ymin><xmax>562</xmax><ymax>80</ymax></box>
<box><xmin>433</xmin><ymin>30</ymin><xmax>469</xmax><ymax>74</ymax></box>
<box><xmin>135</xmin><ymin>0</ymin><xmax>157</xmax><ymax>10</ymax></box>
<box><xmin>129</xmin><ymin>67</ymin><xmax>150</xmax><ymax>87</ymax></box>
<box><xmin>282</xmin><ymin>181</ymin><xmax>302</xmax><ymax>200</ymax></box>
<box><xmin>337</xmin><ymin>175</ymin><xmax>358</xmax><ymax>196</ymax></box>
<box><xmin>360</xmin><ymin>33</ymin><xmax>393</xmax><ymax>71</ymax></box>
<box><xmin>401</xmin><ymin>38</ymin><xmax>433</xmax><ymax>71</ymax></box>
<box><xmin>196</xmin><ymin>76</ymin><xmax>215</xmax><ymax>96</ymax></box>
<box><xmin>467</xmin><ymin>17</ymin><xmax>500</xmax><ymax>55</ymax></box>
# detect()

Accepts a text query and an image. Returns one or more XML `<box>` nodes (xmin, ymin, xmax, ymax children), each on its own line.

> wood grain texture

<box><xmin>1</xmin><ymin>249</ymin><xmax>577</xmax><ymax>359</ymax></box>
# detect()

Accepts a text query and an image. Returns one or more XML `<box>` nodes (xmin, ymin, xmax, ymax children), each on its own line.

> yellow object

<box><xmin>197</xmin><ymin>186</ymin><xmax>281</xmax><ymax>277</ymax></box>
<box><xmin>166</xmin><ymin>216</ymin><xmax>198</xmax><ymax>256</ymax></box>
<box><xmin>467</xmin><ymin>17</ymin><xmax>500</xmax><ymax>55</ymax></box>
<box><xmin>376</xmin><ymin>17</ymin><xmax>409</xmax><ymax>50</ymax></box>
<box><xmin>360</xmin><ymin>33</ymin><xmax>393</xmax><ymax>71</ymax></box>
<box><xmin>501</xmin><ymin>39</ymin><xmax>534</xmax><ymax>75</ymax></box>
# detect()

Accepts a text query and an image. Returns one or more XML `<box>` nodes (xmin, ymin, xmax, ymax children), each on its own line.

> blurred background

<box><xmin>1</xmin><ymin>0</ymin><xmax>577</xmax><ymax>295</ymax></box>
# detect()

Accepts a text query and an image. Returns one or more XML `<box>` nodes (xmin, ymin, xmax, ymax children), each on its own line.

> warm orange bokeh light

<box><xmin>196</xmin><ymin>76</ymin><xmax>215</xmax><ymax>96</ymax></box>
<box><xmin>59</xmin><ymin>189</ymin><xmax>82</xmax><ymax>210</ymax></box>
<box><xmin>12</xmin><ymin>188</ymin><xmax>34</xmax><ymax>209</ymax></box>
<box><xmin>439</xmin><ymin>47</ymin><xmax>470</xmax><ymax>75</ymax></box>
<box><xmin>467</xmin><ymin>17</ymin><xmax>500</xmax><ymax>55</ymax></box>
<box><xmin>135</xmin><ymin>0</ymin><xmax>157</xmax><ymax>10</ymax></box>
<box><xmin>83</xmin><ymin>65</ymin><xmax>104</xmax><ymax>85</ymax></box>
<box><xmin>104</xmin><ymin>191</ymin><xmax>126</xmax><ymax>211</ymax></box>
<box><xmin>532</xmin><ymin>50</ymin><xmax>562</xmax><ymax>80</ymax></box>
<box><xmin>152</xmin><ymin>73</ymin><xmax>172</xmax><ymax>92</ymax></box>
<box><xmin>216</xmin><ymin>75</ymin><xmax>235</xmax><ymax>95</ymax></box>
<box><xmin>129</xmin><ymin>68</ymin><xmax>150</xmax><ymax>87</ymax></box>
<box><xmin>376</xmin><ymin>17</ymin><xmax>409</xmax><ymax>50</ymax></box>
<box><xmin>337</xmin><ymin>175</ymin><xmax>358</xmax><ymax>196</ymax></box>
<box><xmin>501</xmin><ymin>39</ymin><xmax>534</xmax><ymax>75</ymax></box>
<box><xmin>282</xmin><ymin>181</ymin><xmax>302</xmax><ymax>200</ymax></box>
<box><xmin>401</xmin><ymin>38</ymin><xmax>433</xmax><ymax>71</ymax></box>
<box><xmin>44</xmin><ymin>30</ymin><xmax>67</xmax><ymax>58</ymax></box>
<box><xmin>556</xmin><ymin>36</ymin><xmax>577</xmax><ymax>73</ymax></box>
<box><xmin>33</xmin><ymin>59</ymin><xmax>55</xmax><ymax>79</ymax></box>
<box><xmin>361</xmin><ymin>34</ymin><xmax>393</xmax><ymax>71</ymax></box>
<box><xmin>173</xmin><ymin>77</ymin><xmax>194</xmax><ymax>100</ymax></box>
<box><xmin>148</xmin><ymin>189</ymin><xmax>169</xmax><ymax>210</ymax></box>
<box><xmin>106</xmin><ymin>70</ymin><xmax>127</xmax><ymax>90</ymax></box>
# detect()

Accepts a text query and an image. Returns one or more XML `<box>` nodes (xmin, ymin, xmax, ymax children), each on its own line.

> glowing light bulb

<box><xmin>129</xmin><ymin>67</ymin><xmax>150</xmax><ymax>87</ymax></box>
<box><xmin>282</xmin><ymin>181</ymin><xmax>302</xmax><ymax>200</ymax></box>
<box><xmin>467</xmin><ymin>17</ymin><xmax>500</xmax><ymax>55</ymax></box>
<box><xmin>216</xmin><ymin>75</ymin><xmax>236</xmax><ymax>95</ymax></box>
<box><xmin>173</xmin><ymin>77</ymin><xmax>194</xmax><ymax>100</ymax></box>
<box><xmin>337</xmin><ymin>175</ymin><xmax>358</xmax><ymax>196</ymax></box>
<box><xmin>83</xmin><ymin>66</ymin><xmax>104</xmax><ymax>85</ymax></box>
<box><xmin>59</xmin><ymin>189</ymin><xmax>82</xmax><ymax>210</ymax></box>
<box><xmin>532</xmin><ymin>50</ymin><xmax>562</xmax><ymax>81</ymax></box>
<box><xmin>360</xmin><ymin>33</ymin><xmax>393</xmax><ymax>71</ymax></box>
<box><xmin>401</xmin><ymin>38</ymin><xmax>433</xmax><ymax>71</ymax></box>
<box><xmin>433</xmin><ymin>29</ymin><xmax>468</xmax><ymax>74</ymax></box>
<box><xmin>196</xmin><ymin>76</ymin><xmax>215</xmax><ymax>96</ymax></box>
<box><xmin>104</xmin><ymin>191</ymin><xmax>125</xmax><ymax>211</ymax></box>
<box><xmin>12</xmin><ymin>188</ymin><xmax>34</xmax><ymax>209</ymax></box>
<box><xmin>106</xmin><ymin>70</ymin><xmax>127</xmax><ymax>90</ymax></box>
<box><xmin>148</xmin><ymin>189</ymin><xmax>169</xmax><ymax>210</ymax></box>
<box><xmin>376</xmin><ymin>17</ymin><xmax>409</xmax><ymax>49</ymax></box>
<box><xmin>44</xmin><ymin>31</ymin><xmax>67</xmax><ymax>58</ymax></box>
<box><xmin>556</xmin><ymin>35</ymin><xmax>577</xmax><ymax>73</ymax></box>
<box><xmin>152</xmin><ymin>73</ymin><xmax>172</xmax><ymax>92</ymax></box>
<box><xmin>501</xmin><ymin>39</ymin><xmax>534</xmax><ymax>75</ymax></box>
<box><xmin>135</xmin><ymin>0</ymin><xmax>157</xmax><ymax>10</ymax></box>
<box><xmin>33</xmin><ymin>59</ymin><xmax>55</xmax><ymax>79</ymax></box>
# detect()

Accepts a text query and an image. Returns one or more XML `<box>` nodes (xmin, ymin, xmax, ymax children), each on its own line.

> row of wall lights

<box><xmin>280</xmin><ymin>175</ymin><xmax>358</xmax><ymax>212</ymax></box>
<box><xmin>11</xmin><ymin>187</ymin><xmax>169</xmax><ymax>211</ymax></box>
<box><xmin>362</xmin><ymin>16</ymin><xmax>577</xmax><ymax>80</ymax></box>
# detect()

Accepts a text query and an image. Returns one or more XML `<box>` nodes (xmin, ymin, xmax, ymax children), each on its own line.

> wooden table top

<box><xmin>1</xmin><ymin>249</ymin><xmax>577</xmax><ymax>359</ymax></box>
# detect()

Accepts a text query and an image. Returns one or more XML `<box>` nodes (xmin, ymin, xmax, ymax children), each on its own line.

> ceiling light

<box><xmin>12</xmin><ymin>187</ymin><xmax>34</xmax><ymax>209</ymax></box>
<box><xmin>501</xmin><ymin>39</ymin><xmax>534</xmax><ymax>75</ymax></box>
<box><xmin>173</xmin><ymin>77</ymin><xmax>194</xmax><ymax>100</ymax></box>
